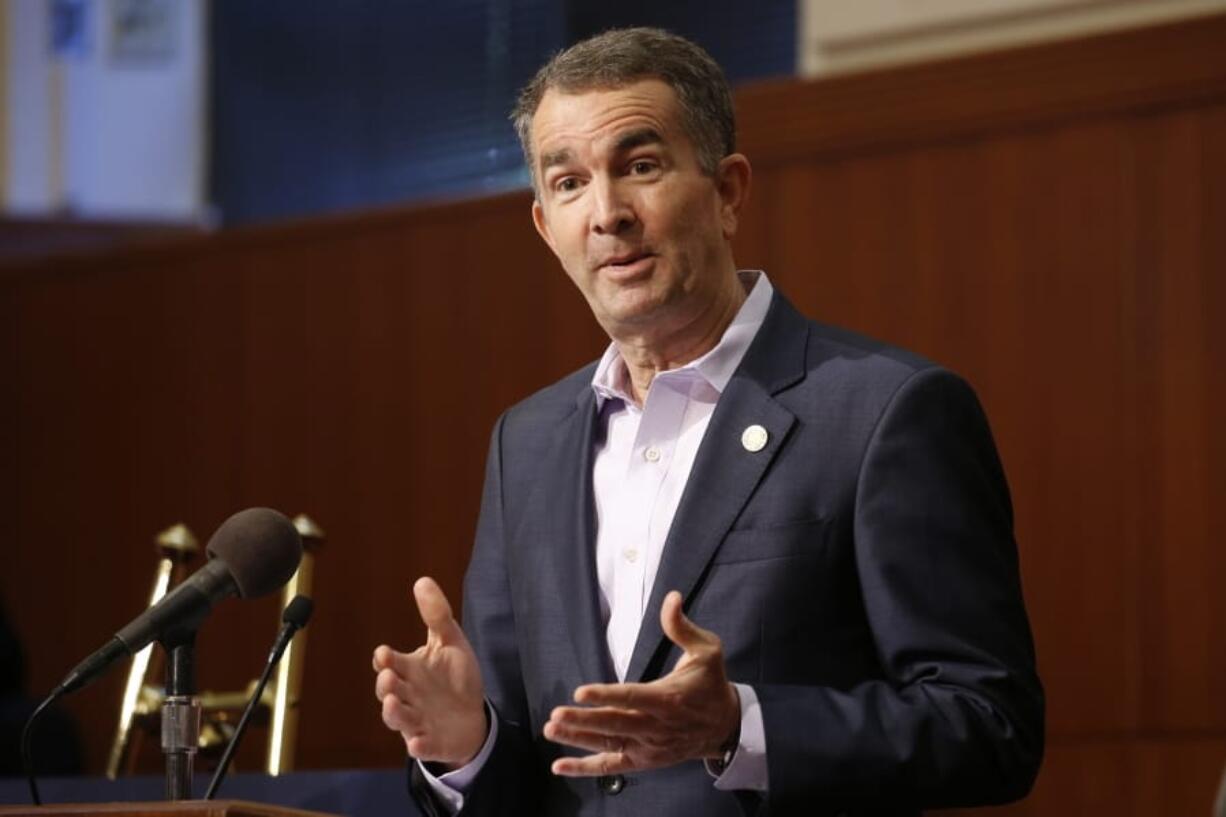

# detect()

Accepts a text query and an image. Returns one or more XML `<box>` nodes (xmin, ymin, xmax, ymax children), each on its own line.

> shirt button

<box><xmin>598</xmin><ymin>774</ymin><xmax>626</xmax><ymax>795</ymax></box>
<box><xmin>643</xmin><ymin>446</ymin><xmax>661</xmax><ymax>462</ymax></box>
<box><xmin>624</xmin><ymin>547</ymin><xmax>638</xmax><ymax>563</ymax></box>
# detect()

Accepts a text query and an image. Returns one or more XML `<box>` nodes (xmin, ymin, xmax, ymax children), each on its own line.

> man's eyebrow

<box><xmin>539</xmin><ymin>148</ymin><xmax>573</xmax><ymax>173</ymax></box>
<box><xmin>537</xmin><ymin>128</ymin><xmax>662</xmax><ymax>174</ymax></box>
<box><xmin>615</xmin><ymin>128</ymin><xmax>663</xmax><ymax>152</ymax></box>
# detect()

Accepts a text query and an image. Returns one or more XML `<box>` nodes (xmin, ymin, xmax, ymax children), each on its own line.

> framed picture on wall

<box><xmin>109</xmin><ymin>0</ymin><xmax>177</xmax><ymax>65</ymax></box>
<box><xmin>50</xmin><ymin>0</ymin><xmax>90</xmax><ymax>59</ymax></box>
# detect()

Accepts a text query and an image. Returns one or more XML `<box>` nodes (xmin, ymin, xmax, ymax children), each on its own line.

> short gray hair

<box><xmin>511</xmin><ymin>27</ymin><xmax>736</xmax><ymax>194</ymax></box>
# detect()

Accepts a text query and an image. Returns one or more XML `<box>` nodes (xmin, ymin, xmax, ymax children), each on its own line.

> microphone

<box><xmin>55</xmin><ymin>508</ymin><xmax>303</xmax><ymax>697</ymax></box>
<box><xmin>266</xmin><ymin>594</ymin><xmax>315</xmax><ymax>666</ymax></box>
<box><xmin>204</xmin><ymin>594</ymin><xmax>314</xmax><ymax>800</ymax></box>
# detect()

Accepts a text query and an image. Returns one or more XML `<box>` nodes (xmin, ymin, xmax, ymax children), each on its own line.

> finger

<box><xmin>374</xmin><ymin>644</ymin><xmax>421</xmax><ymax>676</ymax></box>
<box><xmin>551</xmin><ymin>752</ymin><xmax>633</xmax><ymax>777</ymax></box>
<box><xmin>659</xmin><ymin>590</ymin><xmax>716</xmax><ymax>652</ymax></box>
<box><xmin>405</xmin><ymin>734</ymin><xmax>438</xmax><ymax>760</ymax></box>
<box><xmin>381</xmin><ymin>692</ymin><xmax>422</xmax><ymax>733</ymax></box>
<box><xmin>413</xmin><ymin>576</ymin><xmax>466</xmax><ymax>646</ymax></box>
<box><xmin>573</xmin><ymin>682</ymin><xmax>671</xmax><ymax>716</ymax></box>
<box><xmin>543</xmin><ymin>721</ymin><xmax>629</xmax><ymax>755</ymax></box>
<box><xmin>549</xmin><ymin>705</ymin><xmax>654</xmax><ymax>736</ymax></box>
<box><xmin>374</xmin><ymin>667</ymin><xmax>409</xmax><ymax>703</ymax></box>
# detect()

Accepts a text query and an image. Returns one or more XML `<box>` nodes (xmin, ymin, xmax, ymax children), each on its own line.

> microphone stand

<box><xmin>160</xmin><ymin>631</ymin><xmax>201</xmax><ymax>801</ymax></box>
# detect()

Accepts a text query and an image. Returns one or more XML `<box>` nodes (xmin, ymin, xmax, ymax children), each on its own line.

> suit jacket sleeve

<box><xmin>755</xmin><ymin>367</ymin><xmax>1044</xmax><ymax>812</ymax></box>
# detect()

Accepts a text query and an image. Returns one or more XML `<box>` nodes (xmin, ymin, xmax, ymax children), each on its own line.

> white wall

<box><xmin>3</xmin><ymin>0</ymin><xmax>206</xmax><ymax>221</ymax></box>
<box><xmin>799</xmin><ymin>0</ymin><xmax>1226</xmax><ymax>76</ymax></box>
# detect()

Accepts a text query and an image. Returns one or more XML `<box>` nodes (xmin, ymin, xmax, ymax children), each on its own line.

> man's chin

<box><xmin>596</xmin><ymin>294</ymin><xmax>675</xmax><ymax>332</ymax></box>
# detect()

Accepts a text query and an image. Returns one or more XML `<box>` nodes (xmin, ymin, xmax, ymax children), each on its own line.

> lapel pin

<box><xmin>741</xmin><ymin>424</ymin><xmax>768</xmax><ymax>453</ymax></box>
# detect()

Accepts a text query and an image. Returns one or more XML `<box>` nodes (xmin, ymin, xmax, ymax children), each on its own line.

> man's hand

<box><xmin>373</xmin><ymin>576</ymin><xmax>487</xmax><ymax>768</ymax></box>
<box><xmin>544</xmin><ymin>590</ymin><xmax>740</xmax><ymax>776</ymax></box>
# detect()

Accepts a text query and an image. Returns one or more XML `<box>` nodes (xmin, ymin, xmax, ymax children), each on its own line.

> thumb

<box><xmin>660</xmin><ymin>590</ymin><xmax>715</xmax><ymax>652</ymax></box>
<box><xmin>413</xmin><ymin>576</ymin><xmax>466</xmax><ymax>647</ymax></box>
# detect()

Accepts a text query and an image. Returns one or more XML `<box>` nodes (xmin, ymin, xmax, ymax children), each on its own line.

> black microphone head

<box><xmin>205</xmin><ymin>508</ymin><xmax>302</xmax><ymax>599</ymax></box>
<box><xmin>282</xmin><ymin>595</ymin><xmax>314</xmax><ymax>629</ymax></box>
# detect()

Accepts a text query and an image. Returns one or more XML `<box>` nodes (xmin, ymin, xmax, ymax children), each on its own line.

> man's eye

<box><xmin>630</xmin><ymin>161</ymin><xmax>656</xmax><ymax>175</ymax></box>
<box><xmin>556</xmin><ymin>177</ymin><xmax>579</xmax><ymax>192</ymax></box>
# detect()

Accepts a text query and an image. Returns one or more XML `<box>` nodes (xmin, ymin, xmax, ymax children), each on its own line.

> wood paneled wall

<box><xmin>2</xmin><ymin>14</ymin><xmax>1224</xmax><ymax>815</ymax></box>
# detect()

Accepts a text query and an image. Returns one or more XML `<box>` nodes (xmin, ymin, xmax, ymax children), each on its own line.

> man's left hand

<box><xmin>544</xmin><ymin>590</ymin><xmax>740</xmax><ymax>776</ymax></box>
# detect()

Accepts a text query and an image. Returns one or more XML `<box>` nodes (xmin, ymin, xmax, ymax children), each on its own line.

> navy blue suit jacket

<box><xmin>414</xmin><ymin>291</ymin><xmax>1043</xmax><ymax>816</ymax></box>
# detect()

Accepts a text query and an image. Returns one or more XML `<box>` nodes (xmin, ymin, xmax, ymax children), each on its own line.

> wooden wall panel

<box><xmin>1130</xmin><ymin>105</ymin><xmax>1226</xmax><ymax>736</ymax></box>
<box><xmin>1206</xmin><ymin>104</ymin><xmax>1226</xmax><ymax>745</ymax></box>
<box><xmin>2</xmin><ymin>13</ymin><xmax>1225</xmax><ymax>813</ymax></box>
<box><xmin>760</xmin><ymin>118</ymin><xmax>1153</xmax><ymax>739</ymax></box>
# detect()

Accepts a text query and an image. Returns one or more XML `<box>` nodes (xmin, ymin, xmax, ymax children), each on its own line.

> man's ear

<box><xmin>716</xmin><ymin>153</ymin><xmax>752</xmax><ymax>240</ymax></box>
<box><xmin>532</xmin><ymin>199</ymin><xmax>558</xmax><ymax>256</ymax></box>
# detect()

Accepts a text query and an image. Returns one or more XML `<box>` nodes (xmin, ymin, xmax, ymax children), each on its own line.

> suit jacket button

<box><xmin>598</xmin><ymin>774</ymin><xmax>625</xmax><ymax>795</ymax></box>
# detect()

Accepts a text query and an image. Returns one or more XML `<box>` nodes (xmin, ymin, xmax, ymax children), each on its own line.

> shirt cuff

<box><xmin>707</xmin><ymin>683</ymin><xmax>768</xmax><ymax>792</ymax></box>
<box><xmin>416</xmin><ymin>700</ymin><xmax>500</xmax><ymax>813</ymax></box>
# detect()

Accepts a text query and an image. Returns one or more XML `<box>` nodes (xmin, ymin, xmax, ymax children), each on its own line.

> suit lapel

<box><xmin>625</xmin><ymin>294</ymin><xmax>809</xmax><ymax>682</ymax></box>
<box><xmin>547</xmin><ymin>388</ymin><xmax>616</xmax><ymax>685</ymax></box>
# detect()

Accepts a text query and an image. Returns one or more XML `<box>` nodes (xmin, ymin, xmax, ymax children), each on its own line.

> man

<box><xmin>373</xmin><ymin>27</ymin><xmax>1043</xmax><ymax>816</ymax></box>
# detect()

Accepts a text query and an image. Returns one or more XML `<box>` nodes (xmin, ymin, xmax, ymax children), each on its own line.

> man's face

<box><xmin>529</xmin><ymin>80</ymin><xmax>747</xmax><ymax>337</ymax></box>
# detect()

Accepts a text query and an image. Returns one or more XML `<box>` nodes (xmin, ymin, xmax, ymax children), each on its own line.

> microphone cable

<box><xmin>21</xmin><ymin>689</ymin><xmax>63</xmax><ymax>805</ymax></box>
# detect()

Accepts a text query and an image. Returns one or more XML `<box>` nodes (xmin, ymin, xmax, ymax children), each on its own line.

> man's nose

<box><xmin>590</xmin><ymin>178</ymin><xmax>635</xmax><ymax>236</ymax></box>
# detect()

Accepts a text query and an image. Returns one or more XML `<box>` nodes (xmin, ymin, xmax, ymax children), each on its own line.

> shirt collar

<box><xmin>591</xmin><ymin>270</ymin><xmax>774</xmax><ymax>408</ymax></box>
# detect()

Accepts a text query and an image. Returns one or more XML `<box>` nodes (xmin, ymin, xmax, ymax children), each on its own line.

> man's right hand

<box><xmin>373</xmin><ymin>576</ymin><xmax>488</xmax><ymax>768</ymax></box>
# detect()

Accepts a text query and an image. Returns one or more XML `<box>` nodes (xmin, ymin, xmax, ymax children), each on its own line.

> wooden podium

<box><xmin>0</xmin><ymin>802</ymin><xmax>337</xmax><ymax>817</ymax></box>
